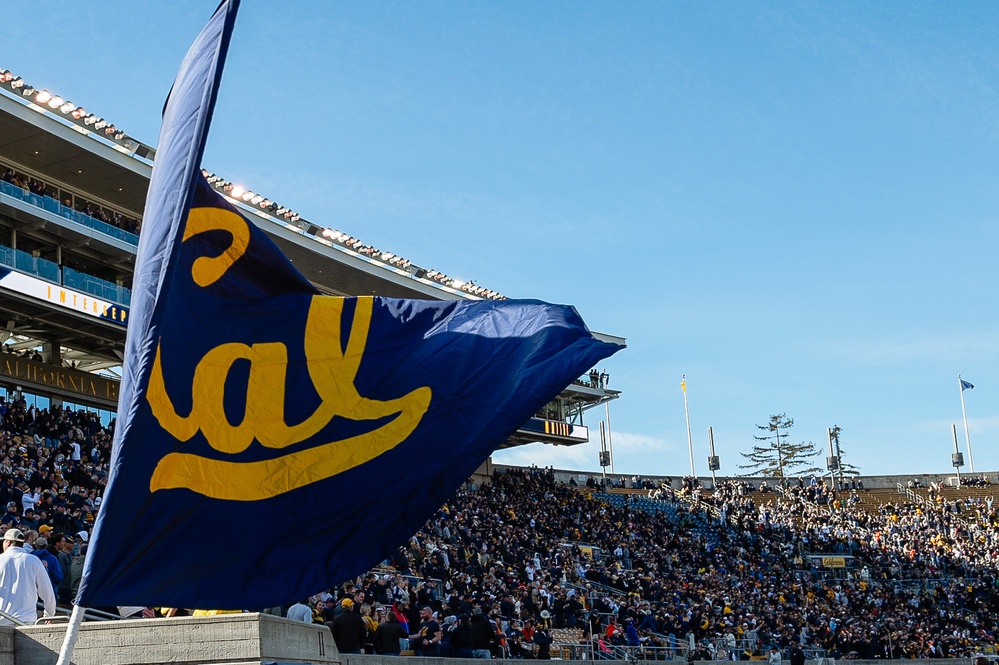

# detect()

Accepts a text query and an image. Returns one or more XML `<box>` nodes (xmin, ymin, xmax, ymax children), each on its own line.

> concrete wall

<box><xmin>490</xmin><ymin>463</ymin><xmax>984</xmax><ymax>492</ymax></box>
<box><xmin>13</xmin><ymin>613</ymin><xmax>338</xmax><ymax>665</ymax></box>
<box><xmin>6</xmin><ymin>614</ymin><xmax>983</xmax><ymax>665</ymax></box>
<box><xmin>0</xmin><ymin>627</ymin><xmax>12</xmax><ymax>665</ymax></box>
<box><xmin>341</xmin><ymin>656</ymin><xmax>977</xmax><ymax>665</ymax></box>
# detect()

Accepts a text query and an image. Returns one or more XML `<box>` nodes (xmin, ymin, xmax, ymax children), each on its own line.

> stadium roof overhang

<box><xmin>0</xmin><ymin>287</ymin><xmax>124</xmax><ymax>369</ymax></box>
<box><xmin>0</xmin><ymin>88</ymin><xmax>626</xmax><ymax>439</ymax></box>
<box><xmin>0</xmin><ymin>91</ymin><xmax>469</xmax><ymax>301</ymax></box>
<box><xmin>0</xmin><ymin>93</ymin><xmax>150</xmax><ymax>215</ymax></box>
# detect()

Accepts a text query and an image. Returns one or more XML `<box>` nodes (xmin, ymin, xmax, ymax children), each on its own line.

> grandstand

<box><xmin>0</xmin><ymin>67</ymin><xmax>623</xmax><ymax>450</ymax></box>
<box><xmin>5</xmin><ymin>65</ymin><xmax>999</xmax><ymax>665</ymax></box>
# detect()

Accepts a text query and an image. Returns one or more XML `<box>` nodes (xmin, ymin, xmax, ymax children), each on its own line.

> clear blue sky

<box><xmin>5</xmin><ymin>1</ymin><xmax>999</xmax><ymax>478</ymax></box>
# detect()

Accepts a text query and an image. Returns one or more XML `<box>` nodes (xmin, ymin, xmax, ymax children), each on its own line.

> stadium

<box><xmin>1</xmin><ymin>39</ymin><xmax>998</xmax><ymax>665</ymax></box>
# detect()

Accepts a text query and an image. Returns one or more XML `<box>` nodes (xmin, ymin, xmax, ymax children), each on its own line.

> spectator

<box><xmin>329</xmin><ymin>598</ymin><xmax>366</xmax><ymax>654</ymax></box>
<box><xmin>409</xmin><ymin>605</ymin><xmax>441</xmax><ymax>656</ymax></box>
<box><xmin>286</xmin><ymin>598</ymin><xmax>312</xmax><ymax>623</ymax></box>
<box><xmin>30</xmin><ymin>536</ymin><xmax>61</xmax><ymax>594</ymax></box>
<box><xmin>0</xmin><ymin>528</ymin><xmax>55</xmax><ymax>624</ymax></box>
<box><xmin>374</xmin><ymin>612</ymin><xmax>407</xmax><ymax>655</ymax></box>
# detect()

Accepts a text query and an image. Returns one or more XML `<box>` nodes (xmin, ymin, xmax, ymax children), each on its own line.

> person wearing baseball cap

<box><xmin>330</xmin><ymin>597</ymin><xmax>366</xmax><ymax>654</ymax></box>
<box><xmin>0</xmin><ymin>528</ymin><xmax>55</xmax><ymax>624</ymax></box>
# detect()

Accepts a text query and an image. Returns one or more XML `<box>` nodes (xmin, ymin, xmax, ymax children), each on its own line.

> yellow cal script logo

<box><xmin>146</xmin><ymin>206</ymin><xmax>432</xmax><ymax>501</ymax></box>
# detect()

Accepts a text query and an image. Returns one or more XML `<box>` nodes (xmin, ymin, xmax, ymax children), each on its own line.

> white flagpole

<box><xmin>959</xmin><ymin>375</ymin><xmax>975</xmax><ymax>473</ymax></box>
<box><xmin>682</xmin><ymin>375</ymin><xmax>695</xmax><ymax>478</ymax></box>
<box><xmin>55</xmin><ymin>604</ymin><xmax>85</xmax><ymax>665</ymax></box>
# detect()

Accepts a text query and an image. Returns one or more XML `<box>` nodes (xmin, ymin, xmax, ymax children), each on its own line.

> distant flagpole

<box><xmin>681</xmin><ymin>375</ymin><xmax>695</xmax><ymax>477</ymax></box>
<box><xmin>959</xmin><ymin>375</ymin><xmax>975</xmax><ymax>473</ymax></box>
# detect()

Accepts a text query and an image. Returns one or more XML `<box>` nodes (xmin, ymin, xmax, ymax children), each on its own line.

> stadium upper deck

<box><xmin>0</xmin><ymin>68</ymin><xmax>623</xmax><ymax>447</ymax></box>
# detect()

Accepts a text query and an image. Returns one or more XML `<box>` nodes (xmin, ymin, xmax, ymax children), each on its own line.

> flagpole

<box><xmin>55</xmin><ymin>604</ymin><xmax>85</xmax><ymax>665</ymax></box>
<box><xmin>681</xmin><ymin>375</ymin><xmax>695</xmax><ymax>478</ymax></box>
<box><xmin>959</xmin><ymin>375</ymin><xmax>975</xmax><ymax>473</ymax></box>
<box><xmin>58</xmin><ymin>4</ymin><xmax>243</xmax><ymax>664</ymax></box>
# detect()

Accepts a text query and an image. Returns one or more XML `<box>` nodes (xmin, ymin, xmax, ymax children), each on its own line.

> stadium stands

<box><xmin>4</xmin><ymin>66</ymin><xmax>996</xmax><ymax>662</ymax></box>
<box><xmin>0</xmin><ymin>387</ymin><xmax>998</xmax><ymax>660</ymax></box>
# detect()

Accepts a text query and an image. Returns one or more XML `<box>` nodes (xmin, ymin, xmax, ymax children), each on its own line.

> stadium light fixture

<box><xmin>21</xmin><ymin>86</ymin><xmax>35</xmax><ymax>97</ymax></box>
<box><xmin>47</xmin><ymin>95</ymin><xmax>64</xmax><ymax>109</ymax></box>
<box><xmin>230</xmin><ymin>185</ymin><xmax>244</xmax><ymax>198</ymax></box>
<box><xmin>241</xmin><ymin>191</ymin><xmax>254</xmax><ymax>202</ymax></box>
<box><xmin>34</xmin><ymin>90</ymin><xmax>52</xmax><ymax>105</ymax></box>
<box><xmin>10</xmin><ymin>77</ymin><xmax>23</xmax><ymax>90</ymax></box>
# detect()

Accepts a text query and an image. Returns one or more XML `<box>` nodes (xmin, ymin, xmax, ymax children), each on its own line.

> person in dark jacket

<box><xmin>329</xmin><ymin>598</ymin><xmax>367</xmax><ymax>654</ymax></box>
<box><xmin>67</xmin><ymin>544</ymin><xmax>87</xmax><ymax>600</ymax></box>
<box><xmin>789</xmin><ymin>645</ymin><xmax>805</xmax><ymax>665</ymax></box>
<box><xmin>29</xmin><ymin>536</ymin><xmax>62</xmax><ymax>594</ymax></box>
<box><xmin>451</xmin><ymin>614</ymin><xmax>475</xmax><ymax>658</ymax></box>
<box><xmin>533</xmin><ymin>626</ymin><xmax>554</xmax><ymax>660</ymax></box>
<box><xmin>470</xmin><ymin>607</ymin><xmax>495</xmax><ymax>658</ymax></box>
<box><xmin>374</xmin><ymin>612</ymin><xmax>408</xmax><ymax>655</ymax></box>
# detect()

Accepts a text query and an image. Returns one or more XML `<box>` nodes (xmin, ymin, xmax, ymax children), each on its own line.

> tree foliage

<box><xmin>829</xmin><ymin>425</ymin><xmax>862</xmax><ymax>478</ymax></box>
<box><xmin>739</xmin><ymin>413</ymin><xmax>821</xmax><ymax>478</ymax></box>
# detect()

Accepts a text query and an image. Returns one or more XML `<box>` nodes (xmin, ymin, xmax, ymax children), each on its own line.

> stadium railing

<box><xmin>0</xmin><ymin>241</ymin><xmax>131</xmax><ymax>307</ymax></box>
<box><xmin>0</xmin><ymin>180</ymin><xmax>138</xmax><ymax>246</ymax></box>
<box><xmin>63</xmin><ymin>266</ymin><xmax>131</xmax><ymax>306</ymax></box>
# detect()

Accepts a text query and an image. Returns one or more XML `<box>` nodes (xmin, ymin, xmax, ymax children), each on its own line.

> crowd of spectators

<box><xmin>305</xmin><ymin>467</ymin><xmax>999</xmax><ymax>660</ymax></box>
<box><xmin>1</xmin><ymin>389</ymin><xmax>999</xmax><ymax>659</ymax></box>
<box><xmin>1</xmin><ymin>165</ymin><xmax>140</xmax><ymax>237</ymax></box>
<box><xmin>0</xmin><ymin>394</ymin><xmax>107</xmax><ymax>609</ymax></box>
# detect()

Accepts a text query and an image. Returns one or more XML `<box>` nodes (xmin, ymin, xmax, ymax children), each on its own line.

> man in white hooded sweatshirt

<box><xmin>0</xmin><ymin>528</ymin><xmax>55</xmax><ymax>625</ymax></box>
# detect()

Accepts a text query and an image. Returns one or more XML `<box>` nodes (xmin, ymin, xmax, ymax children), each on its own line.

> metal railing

<box><xmin>772</xmin><ymin>485</ymin><xmax>830</xmax><ymax>517</ymax></box>
<box><xmin>659</xmin><ymin>484</ymin><xmax>721</xmax><ymax>522</ymax></box>
<box><xmin>896</xmin><ymin>482</ymin><xmax>927</xmax><ymax>507</ymax></box>
<box><xmin>0</xmin><ymin>180</ymin><xmax>139</xmax><ymax>245</ymax></box>
<box><xmin>895</xmin><ymin>483</ymin><xmax>974</xmax><ymax>529</ymax></box>
<box><xmin>0</xmin><ymin>241</ymin><xmax>131</xmax><ymax>307</ymax></box>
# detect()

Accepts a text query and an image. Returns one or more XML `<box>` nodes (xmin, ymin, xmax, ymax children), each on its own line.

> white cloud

<box><xmin>491</xmin><ymin>441</ymin><xmax>599</xmax><ymax>472</ymax></box>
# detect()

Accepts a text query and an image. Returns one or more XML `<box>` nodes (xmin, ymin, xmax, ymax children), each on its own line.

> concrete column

<box><xmin>42</xmin><ymin>338</ymin><xmax>60</xmax><ymax>366</ymax></box>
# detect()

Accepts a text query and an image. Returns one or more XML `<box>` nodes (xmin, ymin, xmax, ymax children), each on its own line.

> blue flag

<box><xmin>962</xmin><ymin>379</ymin><xmax>974</xmax><ymax>391</ymax></box>
<box><xmin>77</xmin><ymin>1</ymin><xmax>620</xmax><ymax>610</ymax></box>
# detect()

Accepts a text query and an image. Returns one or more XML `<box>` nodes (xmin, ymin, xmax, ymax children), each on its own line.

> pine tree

<box><xmin>828</xmin><ymin>425</ymin><xmax>862</xmax><ymax>479</ymax></box>
<box><xmin>739</xmin><ymin>413</ymin><xmax>821</xmax><ymax>478</ymax></box>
